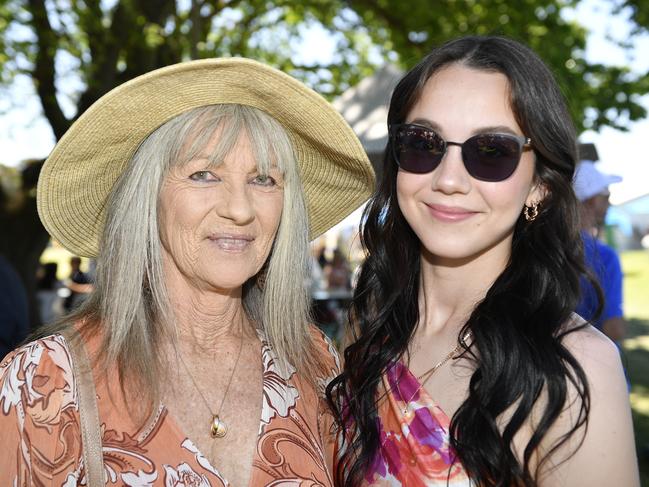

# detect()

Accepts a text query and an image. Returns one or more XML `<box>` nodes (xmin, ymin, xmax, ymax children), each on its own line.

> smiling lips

<box><xmin>207</xmin><ymin>233</ymin><xmax>255</xmax><ymax>251</ymax></box>
<box><xmin>425</xmin><ymin>203</ymin><xmax>478</xmax><ymax>222</ymax></box>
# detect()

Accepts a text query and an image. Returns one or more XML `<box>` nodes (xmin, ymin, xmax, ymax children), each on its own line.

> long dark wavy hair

<box><xmin>326</xmin><ymin>36</ymin><xmax>599</xmax><ymax>486</ymax></box>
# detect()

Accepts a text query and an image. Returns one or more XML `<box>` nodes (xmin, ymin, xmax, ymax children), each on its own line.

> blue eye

<box><xmin>189</xmin><ymin>171</ymin><xmax>218</xmax><ymax>182</ymax></box>
<box><xmin>252</xmin><ymin>175</ymin><xmax>276</xmax><ymax>187</ymax></box>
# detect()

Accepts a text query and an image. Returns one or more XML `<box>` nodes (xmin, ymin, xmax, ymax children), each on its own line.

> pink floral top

<box><xmin>362</xmin><ymin>362</ymin><xmax>472</xmax><ymax>486</ymax></box>
<box><xmin>0</xmin><ymin>327</ymin><xmax>340</xmax><ymax>486</ymax></box>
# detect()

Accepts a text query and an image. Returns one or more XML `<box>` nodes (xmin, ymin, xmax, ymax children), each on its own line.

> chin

<box><xmin>421</xmin><ymin>237</ymin><xmax>471</xmax><ymax>256</ymax></box>
<box><xmin>422</xmin><ymin>245</ymin><xmax>471</xmax><ymax>262</ymax></box>
<box><xmin>422</xmin><ymin>239</ymin><xmax>506</xmax><ymax>266</ymax></box>
<box><xmin>200</xmin><ymin>273</ymin><xmax>254</xmax><ymax>292</ymax></box>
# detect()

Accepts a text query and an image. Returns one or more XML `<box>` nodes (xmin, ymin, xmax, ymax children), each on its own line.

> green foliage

<box><xmin>344</xmin><ymin>0</ymin><xmax>649</xmax><ymax>133</ymax></box>
<box><xmin>0</xmin><ymin>0</ymin><xmax>647</xmax><ymax>139</ymax></box>
<box><xmin>621</xmin><ymin>0</ymin><xmax>649</xmax><ymax>30</ymax></box>
<box><xmin>0</xmin><ymin>0</ymin><xmax>375</xmax><ymax>137</ymax></box>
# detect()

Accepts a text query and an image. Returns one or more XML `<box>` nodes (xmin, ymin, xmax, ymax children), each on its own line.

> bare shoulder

<box><xmin>537</xmin><ymin>314</ymin><xmax>639</xmax><ymax>486</ymax></box>
<box><xmin>559</xmin><ymin>314</ymin><xmax>624</xmax><ymax>386</ymax></box>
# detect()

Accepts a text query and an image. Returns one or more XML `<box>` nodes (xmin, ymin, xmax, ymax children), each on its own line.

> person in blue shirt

<box><xmin>574</xmin><ymin>160</ymin><xmax>626</xmax><ymax>343</ymax></box>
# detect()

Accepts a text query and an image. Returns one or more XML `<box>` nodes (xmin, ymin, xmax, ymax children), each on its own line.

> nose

<box><xmin>430</xmin><ymin>145</ymin><xmax>472</xmax><ymax>194</ymax></box>
<box><xmin>217</xmin><ymin>182</ymin><xmax>255</xmax><ymax>225</ymax></box>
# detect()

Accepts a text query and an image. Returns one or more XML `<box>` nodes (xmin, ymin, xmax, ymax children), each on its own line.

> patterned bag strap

<box><xmin>61</xmin><ymin>326</ymin><xmax>105</xmax><ymax>486</ymax></box>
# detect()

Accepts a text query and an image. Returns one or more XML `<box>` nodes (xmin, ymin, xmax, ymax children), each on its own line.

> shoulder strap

<box><xmin>61</xmin><ymin>326</ymin><xmax>105</xmax><ymax>486</ymax></box>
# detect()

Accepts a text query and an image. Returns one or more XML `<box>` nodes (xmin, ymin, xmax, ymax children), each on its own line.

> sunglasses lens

<box><xmin>393</xmin><ymin>125</ymin><xmax>445</xmax><ymax>173</ymax></box>
<box><xmin>463</xmin><ymin>134</ymin><xmax>522</xmax><ymax>182</ymax></box>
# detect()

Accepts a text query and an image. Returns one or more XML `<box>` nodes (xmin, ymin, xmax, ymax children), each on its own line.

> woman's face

<box><xmin>158</xmin><ymin>128</ymin><xmax>284</xmax><ymax>293</ymax></box>
<box><xmin>396</xmin><ymin>64</ymin><xmax>543</xmax><ymax>266</ymax></box>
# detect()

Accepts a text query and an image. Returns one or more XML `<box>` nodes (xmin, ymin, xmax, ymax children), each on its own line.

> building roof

<box><xmin>333</xmin><ymin>65</ymin><xmax>403</xmax><ymax>172</ymax></box>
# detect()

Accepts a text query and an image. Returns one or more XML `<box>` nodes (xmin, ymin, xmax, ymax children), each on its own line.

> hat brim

<box><xmin>37</xmin><ymin>58</ymin><xmax>375</xmax><ymax>257</ymax></box>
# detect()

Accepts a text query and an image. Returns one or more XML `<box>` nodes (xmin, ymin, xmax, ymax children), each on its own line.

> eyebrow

<box><xmin>408</xmin><ymin>118</ymin><xmax>522</xmax><ymax>137</ymax></box>
<box><xmin>185</xmin><ymin>156</ymin><xmax>221</xmax><ymax>170</ymax></box>
<box><xmin>184</xmin><ymin>156</ymin><xmax>282</xmax><ymax>175</ymax></box>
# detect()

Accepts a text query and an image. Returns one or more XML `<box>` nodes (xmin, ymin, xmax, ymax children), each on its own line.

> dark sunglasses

<box><xmin>389</xmin><ymin>123</ymin><xmax>532</xmax><ymax>182</ymax></box>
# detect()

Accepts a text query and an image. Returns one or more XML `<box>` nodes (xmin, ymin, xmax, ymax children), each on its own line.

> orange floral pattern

<box><xmin>361</xmin><ymin>362</ymin><xmax>471</xmax><ymax>486</ymax></box>
<box><xmin>0</xmin><ymin>327</ymin><xmax>339</xmax><ymax>486</ymax></box>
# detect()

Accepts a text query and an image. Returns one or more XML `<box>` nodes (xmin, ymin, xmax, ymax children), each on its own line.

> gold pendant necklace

<box><xmin>400</xmin><ymin>330</ymin><xmax>472</xmax><ymax>414</ymax></box>
<box><xmin>178</xmin><ymin>332</ymin><xmax>244</xmax><ymax>439</ymax></box>
<box><xmin>210</xmin><ymin>415</ymin><xmax>228</xmax><ymax>438</ymax></box>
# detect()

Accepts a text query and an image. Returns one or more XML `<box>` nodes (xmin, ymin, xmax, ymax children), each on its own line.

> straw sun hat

<box><xmin>37</xmin><ymin>58</ymin><xmax>375</xmax><ymax>257</ymax></box>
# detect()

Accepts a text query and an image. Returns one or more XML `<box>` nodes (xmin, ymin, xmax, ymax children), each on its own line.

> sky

<box><xmin>1</xmin><ymin>0</ymin><xmax>647</xmax><ymax>204</ymax></box>
<box><xmin>564</xmin><ymin>0</ymin><xmax>649</xmax><ymax>205</ymax></box>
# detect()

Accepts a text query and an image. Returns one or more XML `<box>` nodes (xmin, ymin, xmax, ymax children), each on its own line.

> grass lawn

<box><xmin>620</xmin><ymin>250</ymin><xmax>649</xmax><ymax>485</ymax></box>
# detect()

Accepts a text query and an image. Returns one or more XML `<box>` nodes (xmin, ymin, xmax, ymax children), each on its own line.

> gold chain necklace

<box><xmin>178</xmin><ymin>332</ymin><xmax>244</xmax><ymax>438</ymax></box>
<box><xmin>401</xmin><ymin>330</ymin><xmax>472</xmax><ymax>414</ymax></box>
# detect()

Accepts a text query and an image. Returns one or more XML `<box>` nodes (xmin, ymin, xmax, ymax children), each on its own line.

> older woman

<box><xmin>0</xmin><ymin>58</ymin><xmax>374</xmax><ymax>486</ymax></box>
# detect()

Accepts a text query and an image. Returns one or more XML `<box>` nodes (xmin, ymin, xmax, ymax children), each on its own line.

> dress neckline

<box><xmin>386</xmin><ymin>360</ymin><xmax>452</xmax><ymax>422</ymax></box>
<box><xmin>158</xmin><ymin>329</ymin><xmax>270</xmax><ymax>486</ymax></box>
<box><xmin>365</xmin><ymin>361</ymin><xmax>469</xmax><ymax>485</ymax></box>
<box><xmin>83</xmin><ymin>328</ymin><xmax>269</xmax><ymax>487</ymax></box>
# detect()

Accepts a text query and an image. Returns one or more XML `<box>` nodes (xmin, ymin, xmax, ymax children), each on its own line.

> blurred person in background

<box><xmin>573</xmin><ymin>160</ymin><xmax>626</xmax><ymax>343</ymax></box>
<box><xmin>36</xmin><ymin>262</ymin><xmax>63</xmax><ymax>324</ymax></box>
<box><xmin>63</xmin><ymin>256</ymin><xmax>93</xmax><ymax>312</ymax></box>
<box><xmin>326</xmin><ymin>248</ymin><xmax>352</xmax><ymax>290</ymax></box>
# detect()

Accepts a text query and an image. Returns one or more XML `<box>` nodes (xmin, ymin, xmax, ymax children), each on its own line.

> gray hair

<box><xmin>64</xmin><ymin>104</ymin><xmax>320</xmax><ymax>407</ymax></box>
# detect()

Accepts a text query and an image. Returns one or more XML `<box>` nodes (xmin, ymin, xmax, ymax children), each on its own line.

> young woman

<box><xmin>327</xmin><ymin>36</ymin><xmax>638</xmax><ymax>487</ymax></box>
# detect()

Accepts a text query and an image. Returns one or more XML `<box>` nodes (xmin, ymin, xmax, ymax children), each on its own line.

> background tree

<box><xmin>345</xmin><ymin>0</ymin><xmax>649</xmax><ymax>133</ymax></box>
<box><xmin>1</xmin><ymin>0</ymin><xmax>648</xmax><ymax>328</ymax></box>
<box><xmin>621</xmin><ymin>0</ymin><xmax>649</xmax><ymax>30</ymax></box>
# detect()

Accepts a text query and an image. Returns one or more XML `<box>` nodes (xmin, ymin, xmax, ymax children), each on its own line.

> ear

<box><xmin>526</xmin><ymin>181</ymin><xmax>548</xmax><ymax>207</ymax></box>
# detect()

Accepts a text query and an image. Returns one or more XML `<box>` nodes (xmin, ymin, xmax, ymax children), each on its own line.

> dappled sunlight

<box><xmin>620</xmin><ymin>251</ymin><xmax>649</xmax><ymax>482</ymax></box>
<box><xmin>625</xmin><ymin>335</ymin><xmax>649</xmax><ymax>351</ymax></box>
<box><xmin>622</xmin><ymin>252</ymin><xmax>649</xmax><ymax>321</ymax></box>
<box><xmin>631</xmin><ymin>386</ymin><xmax>649</xmax><ymax>416</ymax></box>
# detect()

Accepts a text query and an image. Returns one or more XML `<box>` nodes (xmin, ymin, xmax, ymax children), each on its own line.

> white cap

<box><xmin>573</xmin><ymin>161</ymin><xmax>622</xmax><ymax>202</ymax></box>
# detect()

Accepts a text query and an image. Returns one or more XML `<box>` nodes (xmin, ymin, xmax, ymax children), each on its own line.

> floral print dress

<box><xmin>0</xmin><ymin>327</ymin><xmax>340</xmax><ymax>486</ymax></box>
<box><xmin>362</xmin><ymin>362</ymin><xmax>472</xmax><ymax>487</ymax></box>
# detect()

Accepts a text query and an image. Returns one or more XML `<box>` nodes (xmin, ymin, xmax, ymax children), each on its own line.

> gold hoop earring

<box><xmin>524</xmin><ymin>202</ymin><xmax>540</xmax><ymax>222</ymax></box>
